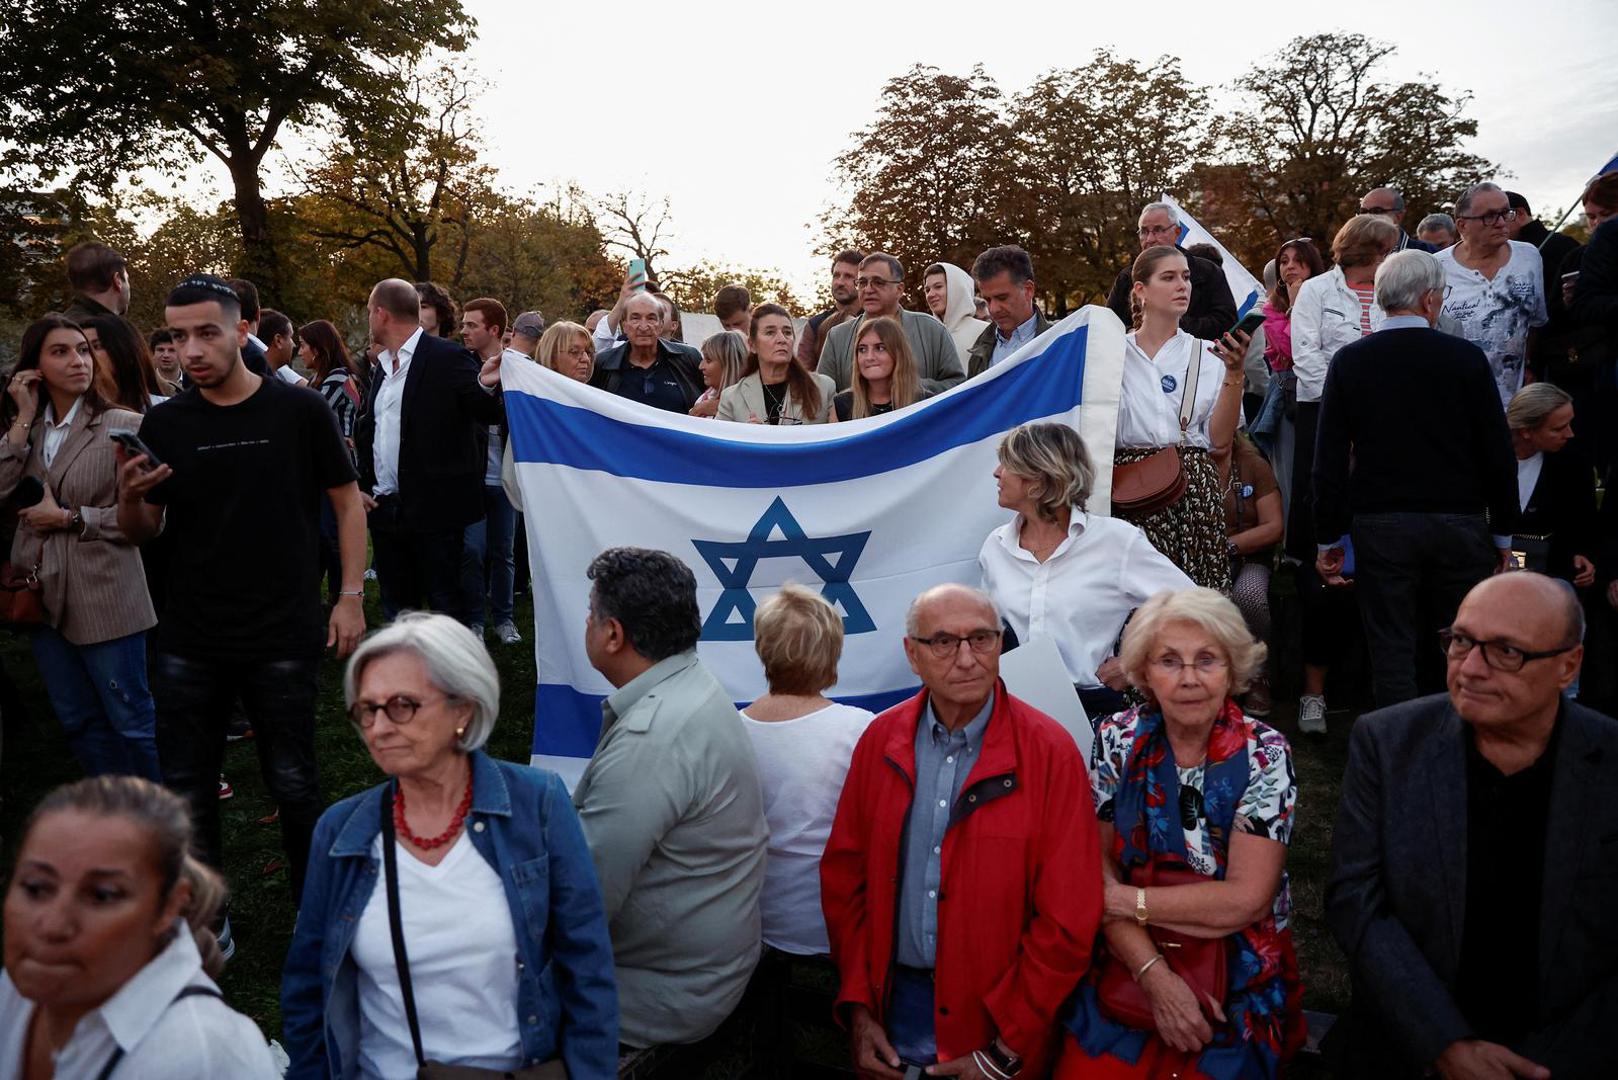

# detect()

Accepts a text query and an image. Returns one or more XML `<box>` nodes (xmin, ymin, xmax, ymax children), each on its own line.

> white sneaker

<box><xmin>1298</xmin><ymin>694</ymin><xmax>1328</xmax><ymax>735</ymax></box>
<box><xmin>494</xmin><ymin>621</ymin><xmax>522</xmax><ymax>645</ymax></box>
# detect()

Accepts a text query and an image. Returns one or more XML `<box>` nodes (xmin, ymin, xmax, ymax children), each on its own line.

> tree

<box><xmin>459</xmin><ymin>187</ymin><xmax>620</xmax><ymax>323</ymax></box>
<box><xmin>1008</xmin><ymin>52</ymin><xmax>1213</xmax><ymax>311</ymax></box>
<box><xmin>823</xmin><ymin>65</ymin><xmax>1013</xmax><ymax>294</ymax></box>
<box><xmin>660</xmin><ymin>261</ymin><xmax>808</xmax><ymax>318</ymax></box>
<box><xmin>597</xmin><ymin>192</ymin><xmax>674</xmax><ymax>286</ymax></box>
<box><xmin>299</xmin><ymin>64</ymin><xmax>495</xmax><ymax>286</ymax></box>
<box><xmin>0</xmin><ymin>0</ymin><xmax>474</xmax><ymax>301</ymax></box>
<box><xmin>1203</xmin><ymin>33</ymin><xmax>1492</xmax><ymax>262</ymax></box>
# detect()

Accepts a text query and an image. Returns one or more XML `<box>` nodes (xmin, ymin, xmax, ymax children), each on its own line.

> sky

<box><xmin>238</xmin><ymin>0</ymin><xmax>1618</xmax><ymax>296</ymax></box>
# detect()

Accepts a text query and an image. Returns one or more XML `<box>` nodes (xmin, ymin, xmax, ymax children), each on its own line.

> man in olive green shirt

<box><xmin>573</xmin><ymin>547</ymin><xmax>768</xmax><ymax>1048</ymax></box>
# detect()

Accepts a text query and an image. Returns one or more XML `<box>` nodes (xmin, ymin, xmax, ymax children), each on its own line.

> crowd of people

<box><xmin>1</xmin><ymin>171</ymin><xmax>1617</xmax><ymax>1080</ymax></box>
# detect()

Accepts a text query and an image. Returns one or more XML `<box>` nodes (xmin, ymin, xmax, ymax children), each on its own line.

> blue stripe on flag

<box><xmin>534</xmin><ymin>682</ymin><xmax>918</xmax><ymax>759</ymax></box>
<box><xmin>507</xmin><ymin>327</ymin><xmax>1087</xmax><ymax>488</ymax></box>
<box><xmin>1601</xmin><ymin>151</ymin><xmax>1618</xmax><ymax>176</ymax></box>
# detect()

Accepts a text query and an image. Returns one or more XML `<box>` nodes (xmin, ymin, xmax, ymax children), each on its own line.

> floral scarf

<box><xmin>1063</xmin><ymin>700</ymin><xmax>1304</xmax><ymax>1079</ymax></box>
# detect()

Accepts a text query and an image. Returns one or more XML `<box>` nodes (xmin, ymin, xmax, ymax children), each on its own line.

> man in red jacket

<box><xmin>822</xmin><ymin>584</ymin><xmax>1103</xmax><ymax>1079</ymax></box>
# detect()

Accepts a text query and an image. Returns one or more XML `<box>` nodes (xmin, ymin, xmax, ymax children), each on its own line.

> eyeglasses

<box><xmin>1151</xmin><ymin>655</ymin><xmax>1229</xmax><ymax>676</ymax></box>
<box><xmin>856</xmin><ymin>276</ymin><xmax>900</xmax><ymax>289</ymax></box>
<box><xmin>348</xmin><ymin>694</ymin><xmax>456</xmax><ymax>728</ymax></box>
<box><xmin>1438</xmin><ymin>629</ymin><xmax>1574</xmax><ymax>673</ymax></box>
<box><xmin>1457</xmin><ymin>209</ymin><xmax>1517</xmax><ymax>226</ymax></box>
<box><xmin>1138</xmin><ymin>225</ymin><xmax>1178</xmax><ymax>237</ymax></box>
<box><xmin>909</xmin><ymin>629</ymin><xmax>1002</xmax><ymax>659</ymax></box>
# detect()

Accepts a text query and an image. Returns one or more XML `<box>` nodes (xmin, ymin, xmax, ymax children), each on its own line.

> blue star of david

<box><xmin>692</xmin><ymin>497</ymin><xmax>875</xmax><ymax>641</ymax></box>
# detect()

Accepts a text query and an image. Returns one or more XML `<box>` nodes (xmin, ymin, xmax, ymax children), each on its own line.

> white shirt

<box><xmin>740</xmin><ymin>702</ymin><xmax>874</xmax><ymax>956</ymax></box>
<box><xmin>1437</xmin><ymin>239</ymin><xmax>1549</xmax><ymax>406</ymax></box>
<box><xmin>978</xmin><ymin>511</ymin><xmax>1194</xmax><ymax>686</ymax></box>
<box><xmin>0</xmin><ymin>923</ymin><xmax>278</xmax><ymax>1080</ymax></box>
<box><xmin>481</xmin><ymin>347</ymin><xmax>525</xmax><ymax>485</ymax></box>
<box><xmin>1116</xmin><ymin>330</ymin><xmax>1225</xmax><ymax>450</ymax></box>
<box><xmin>350</xmin><ymin>830</ymin><xmax>523</xmax><ymax>1079</ymax></box>
<box><xmin>40</xmin><ymin>397</ymin><xmax>82</xmax><ymax>469</ymax></box>
<box><xmin>275</xmin><ymin>364</ymin><xmax>306</xmax><ymax>385</ymax></box>
<box><xmin>372</xmin><ymin>326</ymin><xmax>424</xmax><ymax>495</ymax></box>
<box><xmin>1289</xmin><ymin>266</ymin><xmax>1386</xmax><ymax>403</ymax></box>
<box><xmin>1518</xmin><ymin>452</ymin><xmax>1545</xmax><ymax>513</ymax></box>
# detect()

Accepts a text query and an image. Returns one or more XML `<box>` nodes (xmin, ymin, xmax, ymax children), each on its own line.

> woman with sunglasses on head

<box><xmin>281</xmin><ymin>613</ymin><xmax>618</xmax><ymax>1079</ymax></box>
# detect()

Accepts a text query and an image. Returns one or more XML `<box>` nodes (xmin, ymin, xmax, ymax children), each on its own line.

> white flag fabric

<box><xmin>503</xmin><ymin>307</ymin><xmax>1127</xmax><ymax>788</ymax></box>
<box><xmin>1161</xmin><ymin>193</ymin><xmax>1264</xmax><ymax>318</ymax></box>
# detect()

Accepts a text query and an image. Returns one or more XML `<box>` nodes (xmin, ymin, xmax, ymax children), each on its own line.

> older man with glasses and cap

<box><xmin>1327</xmin><ymin>570</ymin><xmax>1618</xmax><ymax>1080</ymax></box>
<box><xmin>1105</xmin><ymin>201</ymin><xmax>1238</xmax><ymax>339</ymax></box>
<box><xmin>815</xmin><ymin>252</ymin><xmax>965</xmax><ymax>394</ymax></box>
<box><xmin>821</xmin><ymin>583</ymin><xmax>1101</xmax><ymax>1080</ymax></box>
<box><xmin>1357</xmin><ymin>186</ymin><xmax>1438</xmax><ymax>252</ymax></box>
<box><xmin>1437</xmin><ymin>182</ymin><xmax>1550</xmax><ymax>406</ymax></box>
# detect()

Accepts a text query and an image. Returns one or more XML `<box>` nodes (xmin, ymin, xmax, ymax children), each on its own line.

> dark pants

<box><xmin>460</xmin><ymin>483</ymin><xmax>517</xmax><ymax>628</ymax></box>
<box><xmin>154</xmin><ymin>652</ymin><xmax>322</xmax><ymax>904</ymax></box>
<box><xmin>369</xmin><ymin>495</ymin><xmax>465</xmax><ymax>622</ymax></box>
<box><xmin>1352</xmin><ymin>512</ymin><xmax>1497</xmax><ymax>708</ymax></box>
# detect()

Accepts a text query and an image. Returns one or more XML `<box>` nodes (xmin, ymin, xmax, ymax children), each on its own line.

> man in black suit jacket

<box><xmin>1104</xmin><ymin>201</ymin><xmax>1237</xmax><ymax>338</ymax></box>
<box><xmin>355</xmin><ymin>278</ymin><xmax>505</xmax><ymax>620</ymax></box>
<box><xmin>589</xmin><ymin>291</ymin><xmax>704</xmax><ymax>413</ymax></box>
<box><xmin>1328</xmin><ymin>571</ymin><xmax>1617</xmax><ymax>1079</ymax></box>
<box><xmin>1314</xmin><ymin>250</ymin><xmax>1518</xmax><ymax>707</ymax></box>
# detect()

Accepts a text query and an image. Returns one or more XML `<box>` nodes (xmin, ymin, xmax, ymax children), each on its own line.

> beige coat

<box><xmin>0</xmin><ymin>404</ymin><xmax>155</xmax><ymax>645</ymax></box>
<box><xmin>716</xmin><ymin>371</ymin><xmax>836</xmax><ymax>425</ymax></box>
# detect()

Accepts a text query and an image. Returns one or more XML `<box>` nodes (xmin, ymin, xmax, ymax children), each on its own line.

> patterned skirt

<box><xmin>1113</xmin><ymin>446</ymin><xmax>1232</xmax><ymax>594</ymax></box>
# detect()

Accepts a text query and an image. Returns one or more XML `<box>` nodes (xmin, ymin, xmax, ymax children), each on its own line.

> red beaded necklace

<box><xmin>393</xmin><ymin>773</ymin><xmax>474</xmax><ymax>850</ymax></box>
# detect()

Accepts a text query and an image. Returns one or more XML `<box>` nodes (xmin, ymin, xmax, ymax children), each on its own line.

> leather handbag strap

<box><xmin>1177</xmin><ymin>343</ymin><xmax>1203</xmax><ymax>445</ymax></box>
<box><xmin>94</xmin><ymin>985</ymin><xmax>225</xmax><ymax>1080</ymax></box>
<box><xmin>382</xmin><ymin>784</ymin><xmax>428</xmax><ymax>1068</ymax></box>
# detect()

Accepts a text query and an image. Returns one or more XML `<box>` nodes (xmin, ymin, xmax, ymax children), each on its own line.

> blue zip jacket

<box><xmin>280</xmin><ymin>751</ymin><xmax>619</xmax><ymax>1078</ymax></box>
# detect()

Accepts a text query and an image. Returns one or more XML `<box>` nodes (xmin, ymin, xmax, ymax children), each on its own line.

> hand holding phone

<box><xmin>1231</xmin><ymin>310</ymin><xmax>1266</xmax><ymax>338</ymax></box>
<box><xmin>109</xmin><ymin>429</ymin><xmax>164</xmax><ymax>469</ymax></box>
<box><xmin>627</xmin><ymin>258</ymin><xmax>648</xmax><ymax>293</ymax></box>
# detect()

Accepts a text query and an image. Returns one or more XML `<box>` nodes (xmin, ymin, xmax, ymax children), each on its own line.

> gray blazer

<box><xmin>816</xmin><ymin>309</ymin><xmax>965</xmax><ymax>395</ymax></box>
<box><xmin>1327</xmin><ymin>693</ymin><xmax>1618</xmax><ymax>1076</ymax></box>
<box><xmin>572</xmin><ymin>651</ymin><xmax>768</xmax><ymax>1048</ymax></box>
<box><xmin>716</xmin><ymin>371</ymin><xmax>835</xmax><ymax>425</ymax></box>
<box><xmin>0</xmin><ymin>404</ymin><xmax>155</xmax><ymax>645</ymax></box>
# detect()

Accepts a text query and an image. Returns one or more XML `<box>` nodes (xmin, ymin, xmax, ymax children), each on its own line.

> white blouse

<box><xmin>1115</xmin><ymin>330</ymin><xmax>1226</xmax><ymax>450</ymax></box>
<box><xmin>978</xmin><ymin>511</ymin><xmax>1194</xmax><ymax>686</ymax></box>
<box><xmin>0</xmin><ymin>923</ymin><xmax>278</xmax><ymax>1080</ymax></box>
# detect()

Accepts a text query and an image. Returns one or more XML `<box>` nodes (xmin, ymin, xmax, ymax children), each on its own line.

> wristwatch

<box><xmin>983</xmin><ymin>1038</ymin><xmax>1023</xmax><ymax>1077</ymax></box>
<box><xmin>68</xmin><ymin>507</ymin><xmax>84</xmax><ymax>534</ymax></box>
<box><xmin>1135</xmin><ymin>887</ymin><xmax>1149</xmax><ymax>927</ymax></box>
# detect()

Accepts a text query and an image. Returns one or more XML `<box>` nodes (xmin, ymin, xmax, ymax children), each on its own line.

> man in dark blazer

<box><xmin>1314</xmin><ymin>250</ymin><xmax>1518</xmax><ymax>707</ymax></box>
<box><xmin>1328</xmin><ymin>571</ymin><xmax>1618</xmax><ymax>1079</ymax></box>
<box><xmin>589</xmin><ymin>291</ymin><xmax>704</xmax><ymax>413</ymax></box>
<box><xmin>1104</xmin><ymin>201</ymin><xmax>1237</xmax><ymax>338</ymax></box>
<box><xmin>966</xmin><ymin>245</ymin><xmax>1051</xmax><ymax>378</ymax></box>
<box><xmin>355</xmin><ymin>278</ymin><xmax>505</xmax><ymax>620</ymax></box>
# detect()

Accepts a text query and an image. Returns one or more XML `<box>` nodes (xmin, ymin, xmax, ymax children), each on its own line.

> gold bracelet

<box><xmin>1134</xmin><ymin>886</ymin><xmax>1149</xmax><ymax>926</ymax></box>
<box><xmin>1134</xmin><ymin>953</ymin><xmax>1165</xmax><ymax>982</ymax></box>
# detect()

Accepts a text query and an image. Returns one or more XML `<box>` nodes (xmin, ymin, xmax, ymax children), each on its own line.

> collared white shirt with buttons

<box><xmin>0</xmin><ymin>921</ymin><xmax>279</xmax><ymax>1080</ymax></box>
<box><xmin>979</xmin><ymin>510</ymin><xmax>1194</xmax><ymax>687</ymax></box>
<box><xmin>1116</xmin><ymin>330</ymin><xmax>1227</xmax><ymax>450</ymax></box>
<box><xmin>39</xmin><ymin>396</ymin><xmax>82</xmax><ymax>469</ymax></box>
<box><xmin>372</xmin><ymin>326</ymin><xmax>424</xmax><ymax>496</ymax></box>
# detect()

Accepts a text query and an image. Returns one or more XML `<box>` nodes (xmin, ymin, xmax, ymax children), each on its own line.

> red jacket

<box><xmin>820</xmin><ymin>683</ymin><xmax>1102</xmax><ymax>1075</ymax></box>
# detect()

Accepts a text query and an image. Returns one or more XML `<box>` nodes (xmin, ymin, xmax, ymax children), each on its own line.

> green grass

<box><xmin>0</xmin><ymin>586</ymin><xmax>1355</xmax><ymax>1072</ymax></box>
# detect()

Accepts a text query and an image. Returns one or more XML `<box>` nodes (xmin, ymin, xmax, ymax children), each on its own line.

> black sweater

<box><xmin>1312</xmin><ymin>324</ymin><xmax>1518</xmax><ymax>542</ymax></box>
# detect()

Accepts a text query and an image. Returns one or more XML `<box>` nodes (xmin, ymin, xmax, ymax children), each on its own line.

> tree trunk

<box><xmin>226</xmin><ymin>154</ymin><xmax>282</xmax><ymax>305</ymax></box>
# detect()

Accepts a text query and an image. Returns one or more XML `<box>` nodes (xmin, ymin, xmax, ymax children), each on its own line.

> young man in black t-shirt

<box><xmin>117</xmin><ymin>275</ymin><xmax>368</xmax><ymax>913</ymax></box>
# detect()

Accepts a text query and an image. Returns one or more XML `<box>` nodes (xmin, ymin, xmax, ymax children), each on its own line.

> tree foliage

<box><xmin>459</xmin><ymin>188</ymin><xmax>620</xmax><ymax>325</ymax></box>
<box><xmin>0</xmin><ymin>0</ymin><xmax>474</xmax><ymax>300</ymax></box>
<box><xmin>597</xmin><ymin>192</ymin><xmax>675</xmax><ymax>285</ymax></box>
<box><xmin>660</xmin><ymin>261</ymin><xmax>809</xmax><ymax>318</ymax></box>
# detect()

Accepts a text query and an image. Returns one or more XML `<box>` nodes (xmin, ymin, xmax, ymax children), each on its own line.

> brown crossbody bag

<box><xmin>1110</xmin><ymin>346</ymin><xmax>1201</xmax><ymax>516</ymax></box>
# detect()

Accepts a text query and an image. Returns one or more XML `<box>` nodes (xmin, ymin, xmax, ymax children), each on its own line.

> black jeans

<box><xmin>154</xmin><ymin>651</ymin><xmax>322</xmax><ymax>904</ymax></box>
<box><xmin>368</xmin><ymin>494</ymin><xmax>466</xmax><ymax>622</ymax></box>
<box><xmin>1352</xmin><ymin>512</ymin><xmax>1497</xmax><ymax>708</ymax></box>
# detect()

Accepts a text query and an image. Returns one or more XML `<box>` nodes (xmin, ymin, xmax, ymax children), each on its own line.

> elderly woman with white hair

<box><xmin>980</xmin><ymin>421</ymin><xmax>1192</xmax><ymax>720</ymax></box>
<box><xmin>1056</xmin><ymin>588</ymin><xmax>1302</xmax><ymax>1079</ymax></box>
<box><xmin>280</xmin><ymin>613</ymin><xmax>618</xmax><ymax>1079</ymax></box>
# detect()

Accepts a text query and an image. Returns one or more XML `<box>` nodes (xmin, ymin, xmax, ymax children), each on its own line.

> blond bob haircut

<box><xmin>343</xmin><ymin>612</ymin><xmax>501</xmax><ymax>753</ymax></box>
<box><xmin>1119</xmin><ymin>587</ymin><xmax>1268</xmax><ymax>699</ymax></box>
<box><xmin>752</xmin><ymin>583</ymin><xmax>844</xmax><ymax>695</ymax></box>
<box><xmin>700</xmin><ymin>330</ymin><xmax>750</xmax><ymax>392</ymax></box>
<box><xmin>997</xmin><ymin>422</ymin><xmax>1095</xmax><ymax>522</ymax></box>
<box><xmin>1507</xmin><ymin>381</ymin><xmax>1573</xmax><ymax>433</ymax></box>
<box><xmin>536</xmin><ymin>321</ymin><xmax>593</xmax><ymax>374</ymax></box>
<box><xmin>1331</xmin><ymin>214</ymin><xmax>1400</xmax><ymax>270</ymax></box>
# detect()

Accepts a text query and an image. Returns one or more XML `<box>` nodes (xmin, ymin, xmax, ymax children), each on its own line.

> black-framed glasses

<box><xmin>1457</xmin><ymin>209</ymin><xmax>1517</xmax><ymax>226</ymax></box>
<box><xmin>348</xmin><ymin>694</ymin><xmax>456</xmax><ymax>728</ymax></box>
<box><xmin>855</xmin><ymin>276</ymin><xmax>900</xmax><ymax>289</ymax></box>
<box><xmin>1438</xmin><ymin>629</ymin><xmax>1574</xmax><ymax>673</ymax></box>
<box><xmin>909</xmin><ymin>629</ymin><xmax>1002</xmax><ymax>659</ymax></box>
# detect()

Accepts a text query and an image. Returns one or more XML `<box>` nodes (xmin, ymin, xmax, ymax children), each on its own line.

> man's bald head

<box><xmin>370</xmin><ymin>278</ymin><xmax>421</xmax><ymax>321</ymax></box>
<box><xmin>624</xmin><ymin>292</ymin><xmax>662</xmax><ymax>320</ymax></box>
<box><xmin>905</xmin><ymin>583</ymin><xmax>1001</xmax><ymax>637</ymax></box>
<box><xmin>1462</xmin><ymin>572</ymin><xmax>1583</xmax><ymax>649</ymax></box>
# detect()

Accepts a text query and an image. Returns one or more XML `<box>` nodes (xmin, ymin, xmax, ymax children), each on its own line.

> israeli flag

<box><xmin>502</xmin><ymin>308</ymin><xmax>1126</xmax><ymax>787</ymax></box>
<box><xmin>1162</xmin><ymin>193</ymin><xmax>1264</xmax><ymax>318</ymax></box>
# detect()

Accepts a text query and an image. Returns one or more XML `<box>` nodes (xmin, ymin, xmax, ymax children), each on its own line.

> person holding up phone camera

<box><xmin>0</xmin><ymin>314</ymin><xmax>162</xmax><ymax>781</ymax></box>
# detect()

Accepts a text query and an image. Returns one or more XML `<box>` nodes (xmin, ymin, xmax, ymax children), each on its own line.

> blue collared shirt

<box><xmin>989</xmin><ymin>312</ymin><xmax>1040</xmax><ymax>368</ymax></box>
<box><xmin>895</xmin><ymin>694</ymin><xmax>994</xmax><ymax>968</ymax></box>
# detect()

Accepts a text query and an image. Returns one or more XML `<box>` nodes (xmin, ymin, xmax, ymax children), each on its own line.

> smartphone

<box><xmin>627</xmin><ymin>258</ymin><xmax>648</xmax><ymax>292</ymax></box>
<box><xmin>1230</xmin><ymin>310</ymin><xmax>1266</xmax><ymax>338</ymax></box>
<box><xmin>109</xmin><ymin>429</ymin><xmax>163</xmax><ymax>468</ymax></box>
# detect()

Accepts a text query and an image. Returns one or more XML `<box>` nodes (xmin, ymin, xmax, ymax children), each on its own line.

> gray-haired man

<box><xmin>1104</xmin><ymin>201</ymin><xmax>1237</xmax><ymax>338</ymax></box>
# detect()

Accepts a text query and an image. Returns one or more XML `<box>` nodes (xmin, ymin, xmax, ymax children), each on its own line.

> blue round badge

<box><xmin>1160</xmin><ymin>373</ymin><xmax>1178</xmax><ymax>394</ymax></box>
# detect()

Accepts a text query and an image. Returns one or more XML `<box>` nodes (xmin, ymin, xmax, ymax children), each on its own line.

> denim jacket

<box><xmin>280</xmin><ymin>751</ymin><xmax>619</xmax><ymax>1079</ymax></box>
